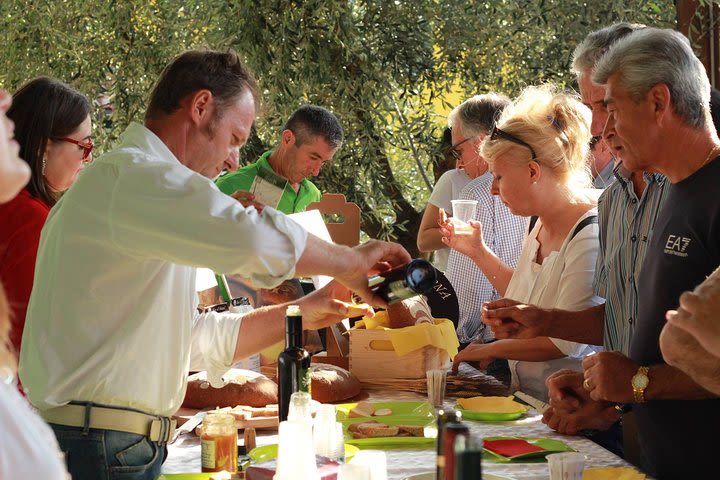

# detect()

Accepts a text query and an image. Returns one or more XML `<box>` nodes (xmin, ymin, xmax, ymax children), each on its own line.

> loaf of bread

<box><xmin>385</xmin><ymin>296</ymin><xmax>434</xmax><ymax>329</ymax></box>
<box><xmin>182</xmin><ymin>369</ymin><xmax>278</xmax><ymax>409</ymax></box>
<box><xmin>310</xmin><ymin>363</ymin><xmax>361</xmax><ymax>403</ymax></box>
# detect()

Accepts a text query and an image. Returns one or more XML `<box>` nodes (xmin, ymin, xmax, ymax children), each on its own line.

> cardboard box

<box><xmin>348</xmin><ymin>326</ymin><xmax>452</xmax><ymax>381</ymax></box>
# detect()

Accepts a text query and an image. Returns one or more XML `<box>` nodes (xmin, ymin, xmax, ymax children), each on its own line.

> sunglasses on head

<box><xmin>55</xmin><ymin>136</ymin><xmax>94</xmax><ymax>160</ymax></box>
<box><xmin>488</xmin><ymin>124</ymin><xmax>537</xmax><ymax>159</ymax></box>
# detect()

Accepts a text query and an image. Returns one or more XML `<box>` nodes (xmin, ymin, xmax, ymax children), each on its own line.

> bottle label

<box><xmin>201</xmin><ymin>439</ymin><xmax>216</xmax><ymax>469</ymax></box>
<box><xmin>436</xmin><ymin>455</ymin><xmax>445</xmax><ymax>467</ymax></box>
<box><xmin>388</xmin><ymin>280</ymin><xmax>414</xmax><ymax>301</ymax></box>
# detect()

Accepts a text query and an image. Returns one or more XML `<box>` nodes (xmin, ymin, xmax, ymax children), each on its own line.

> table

<box><xmin>163</xmin><ymin>388</ymin><xmax>635</xmax><ymax>480</ymax></box>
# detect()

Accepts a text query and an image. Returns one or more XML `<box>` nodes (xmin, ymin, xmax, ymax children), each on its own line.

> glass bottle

<box><xmin>367</xmin><ymin>258</ymin><xmax>438</xmax><ymax>304</ymax></box>
<box><xmin>201</xmin><ymin>411</ymin><xmax>238</xmax><ymax>473</ymax></box>
<box><xmin>443</xmin><ymin>417</ymin><xmax>469</xmax><ymax>480</ymax></box>
<box><xmin>277</xmin><ymin>305</ymin><xmax>311</xmax><ymax>422</ymax></box>
<box><xmin>436</xmin><ymin>408</ymin><xmax>462</xmax><ymax>480</ymax></box>
<box><xmin>454</xmin><ymin>434</ymin><xmax>483</xmax><ymax>480</ymax></box>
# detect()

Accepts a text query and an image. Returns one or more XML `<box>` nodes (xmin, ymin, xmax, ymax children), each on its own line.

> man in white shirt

<box><xmin>18</xmin><ymin>49</ymin><xmax>409</xmax><ymax>480</ymax></box>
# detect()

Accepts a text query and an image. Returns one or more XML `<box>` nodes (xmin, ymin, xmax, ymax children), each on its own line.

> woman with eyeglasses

<box><xmin>0</xmin><ymin>76</ymin><xmax>92</xmax><ymax>361</ymax></box>
<box><xmin>0</xmin><ymin>89</ymin><xmax>70</xmax><ymax>479</ymax></box>
<box><xmin>442</xmin><ymin>85</ymin><xmax>602</xmax><ymax>401</ymax></box>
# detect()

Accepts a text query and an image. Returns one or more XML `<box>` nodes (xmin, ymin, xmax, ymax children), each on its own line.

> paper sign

<box><xmin>287</xmin><ymin>210</ymin><xmax>334</xmax><ymax>290</ymax></box>
<box><xmin>250</xmin><ymin>167</ymin><xmax>287</xmax><ymax>209</ymax></box>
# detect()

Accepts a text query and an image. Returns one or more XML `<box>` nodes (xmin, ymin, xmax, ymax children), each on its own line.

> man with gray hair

<box><xmin>442</xmin><ymin>95</ymin><xmax>526</xmax><ymax>346</ymax></box>
<box><xmin>579</xmin><ymin>27</ymin><xmax>720</xmax><ymax>477</ymax></box>
<box><xmin>573</xmin><ymin>22</ymin><xmax>645</xmax><ymax>189</ymax></box>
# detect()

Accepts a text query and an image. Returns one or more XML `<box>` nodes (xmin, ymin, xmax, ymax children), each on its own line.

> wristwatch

<box><xmin>631</xmin><ymin>366</ymin><xmax>650</xmax><ymax>403</ymax></box>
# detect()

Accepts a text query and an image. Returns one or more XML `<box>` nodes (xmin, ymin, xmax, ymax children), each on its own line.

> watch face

<box><xmin>632</xmin><ymin>374</ymin><xmax>649</xmax><ymax>389</ymax></box>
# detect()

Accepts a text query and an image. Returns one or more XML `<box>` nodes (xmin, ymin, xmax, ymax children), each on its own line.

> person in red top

<box><xmin>0</xmin><ymin>76</ymin><xmax>92</xmax><ymax>355</ymax></box>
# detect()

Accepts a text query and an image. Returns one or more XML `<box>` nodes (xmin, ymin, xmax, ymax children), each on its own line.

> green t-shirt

<box><xmin>216</xmin><ymin>151</ymin><xmax>322</xmax><ymax>214</ymax></box>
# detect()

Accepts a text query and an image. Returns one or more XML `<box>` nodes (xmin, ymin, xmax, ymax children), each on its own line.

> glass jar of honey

<box><xmin>201</xmin><ymin>411</ymin><xmax>238</xmax><ymax>473</ymax></box>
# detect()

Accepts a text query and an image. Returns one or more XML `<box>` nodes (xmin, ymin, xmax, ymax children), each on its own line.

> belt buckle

<box><xmin>150</xmin><ymin>417</ymin><xmax>177</xmax><ymax>444</ymax></box>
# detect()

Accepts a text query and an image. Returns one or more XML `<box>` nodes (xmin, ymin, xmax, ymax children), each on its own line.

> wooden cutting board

<box><xmin>173</xmin><ymin>406</ymin><xmax>279</xmax><ymax>432</ymax></box>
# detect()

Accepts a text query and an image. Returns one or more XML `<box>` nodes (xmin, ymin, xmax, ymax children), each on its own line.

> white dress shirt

<box><xmin>19</xmin><ymin>123</ymin><xmax>308</xmax><ymax>416</ymax></box>
<box><xmin>505</xmin><ymin>209</ymin><xmax>603</xmax><ymax>401</ymax></box>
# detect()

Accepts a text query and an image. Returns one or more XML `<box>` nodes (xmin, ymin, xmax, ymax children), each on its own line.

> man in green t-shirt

<box><xmin>217</xmin><ymin>104</ymin><xmax>343</xmax><ymax>213</ymax></box>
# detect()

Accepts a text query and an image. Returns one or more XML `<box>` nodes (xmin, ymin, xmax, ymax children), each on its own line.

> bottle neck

<box><xmin>285</xmin><ymin>315</ymin><xmax>303</xmax><ymax>348</ymax></box>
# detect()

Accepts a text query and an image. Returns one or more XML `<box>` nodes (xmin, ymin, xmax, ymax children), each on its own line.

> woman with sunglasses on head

<box><xmin>442</xmin><ymin>85</ymin><xmax>602</xmax><ymax>401</ymax></box>
<box><xmin>0</xmin><ymin>76</ymin><xmax>92</xmax><ymax>362</ymax></box>
<box><xmin>0</xmin><ymin>89</ymin><xmax>70</xmax><ymax>479</ymax></box>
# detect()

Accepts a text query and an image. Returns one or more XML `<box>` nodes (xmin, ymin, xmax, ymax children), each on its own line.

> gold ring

<box><xmin>583</xmin><ymin>378</ymin><xmax>592</xmax><ymax>390</ymax></box>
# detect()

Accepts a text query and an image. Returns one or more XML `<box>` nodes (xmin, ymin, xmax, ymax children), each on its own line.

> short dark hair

<box><xmin>145</xmin><ymin>49</ymin><xmax>258</xmax><ymax>121</ymax></box>
<box><xmin>283</xmin><ymin>105</ymin><xmax>343</xmax><ymax>148</ymax></box>
<box><xmin>8</xmin><ymin>76</ymin><xmax>90</xmax><ymax>207</ymax></box>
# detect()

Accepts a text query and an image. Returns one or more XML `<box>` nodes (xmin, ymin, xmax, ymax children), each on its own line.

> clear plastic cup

<box><xmin>450</xmin><ymin>200</ymin><xmax>478</xmax><ymax>235</ymax></box>
<box><xmin>547</xmin><ymin>452</ymin><xmax>585</xmax><ymax>480</ymax></box>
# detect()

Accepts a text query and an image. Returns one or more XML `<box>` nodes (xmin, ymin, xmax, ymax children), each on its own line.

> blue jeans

<box><xmin>51</xmin><ymin>424</ymin><xmax>167</xmax><ymax>480</ymax></box>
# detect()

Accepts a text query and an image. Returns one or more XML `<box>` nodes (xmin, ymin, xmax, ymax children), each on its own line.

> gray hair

<box><xmin>448</xmin><ymin>93</ymin><xmax>511</xmax><ymax>139</ymax></box>
<box><xmin>593</xmin><ymin>28</ymin><xmax>711</xmax><ymax>129</ymax></box>
<box><xmin>571</xmin><ymin>22</ymin><xmax>646</xmax><ymax>76</ymax></box>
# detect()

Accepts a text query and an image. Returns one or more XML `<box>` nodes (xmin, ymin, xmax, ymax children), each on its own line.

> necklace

<box><xmin>700</xmin><ymin>144</ymin><xmax>720</xmax><ymax>169</ymax></box>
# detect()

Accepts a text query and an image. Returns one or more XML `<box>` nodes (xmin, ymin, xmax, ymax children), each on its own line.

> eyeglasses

<box><xmin>55</xmin><ymin>137</ymin><xmax>94</xmax><ymax>160</ymax></box>
<box><xmin>449</xmin><ymin>137</ymin><xmax>472</xmax><ymax>161</ymax></box>
<box><xmin>488</xmin><ymin>124</ymin><xmax>537</xmax><ymax>159</ymax></box>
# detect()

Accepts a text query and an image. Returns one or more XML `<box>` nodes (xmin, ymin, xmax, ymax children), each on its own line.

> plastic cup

<box><xmin>426</xmin><ymin>369</ymin><xmax>447</xmax><ymax>408</ymax></box>
<box><xmin>450</xmin><ymin>200</ymin><xmax>478</xmax><ymax>235</ymax></box>
<box><xmin>337</xmin><ymin>463</ymin><xmax>372</xmax><ymax>480</ymax></box>
<box><xmin>349</xmin><ymin>450</ymin><xmax>387</xmax><ymax>480</ymax></box>
<box><xmin>547</xmin><ymin>452</ymin><xmax>585</xmax><ymax>480</ymax></box>
<box><xmin>275</xmin><ymin>420</ymin><xmax>318</xmax><ymax>480</ymax></box>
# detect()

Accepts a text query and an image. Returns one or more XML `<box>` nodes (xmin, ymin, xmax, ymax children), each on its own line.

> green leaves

<box><xmin>0</xmin><ymin>0</ymin><xmax>675</xmax><ymax>253</ymax></box>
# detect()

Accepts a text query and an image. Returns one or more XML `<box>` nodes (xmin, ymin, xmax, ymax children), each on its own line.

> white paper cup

<box><xmin>274</xmin><ymin>420</ymin><xmax>318</xmax><ymax>480</ymax></box>
<box><xmin>547</xmin><ymin>452</ymin><xmax>585</xmax><ymax>480</ymax></box>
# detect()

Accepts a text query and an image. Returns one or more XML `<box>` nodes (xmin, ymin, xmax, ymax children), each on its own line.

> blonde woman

<box><xmin>0</xmin><ymin>89</ymin><xmax>69</xmax><ymax>479</ymax></box>
<box><xmin>443</xmin><ymin>85</ymin><xmax>602</xmax><ymax>401</ymax></box>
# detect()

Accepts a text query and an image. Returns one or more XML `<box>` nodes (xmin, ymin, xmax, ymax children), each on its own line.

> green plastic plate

<box><xmin>342</xmin><ymin>416</ymin><xmax>436</xmax><ymax>448</ymax></box>
<box><xmin>248</xmin><ymin>443</ymin><xmax>359</xmax><ymax>462</ymax></box>
<box><xmin>335</xmin><ymin>401</ymin><xmax>433</xmax><ymax>421</ymax></box>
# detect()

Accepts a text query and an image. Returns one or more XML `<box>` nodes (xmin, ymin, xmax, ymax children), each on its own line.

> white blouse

<box><xmin>0</xmin><ymin>379</ymin><xmax>69</xmax><ymax>479</ymax></box>
<box><xmin>505</xmin><ymin>209</ymin><xmax>603</xmax><ymax>401</ymax></box>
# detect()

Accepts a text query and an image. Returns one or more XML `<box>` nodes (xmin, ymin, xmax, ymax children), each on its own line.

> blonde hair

<box><xmin>481</xmin><ymin>84</ymin><xmax>592</xmax><ymax>188</ymax></box>
<box><xmin>0</xmin><ymin>284</ymin><xmax>16</xmax><ymax>374</ymax></box>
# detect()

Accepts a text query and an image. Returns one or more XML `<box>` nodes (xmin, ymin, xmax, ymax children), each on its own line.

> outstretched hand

<box><xmin>451</xmin><ymin>342</ymin><xmax>497</xmax><ymax>373</ymax></box>
<box><xmin>299</xmin><ymin>280</ymin><xmax>375</xmax><ymax>331</ymax></box>
<box><xmin>336</xmin><ymin>240</ymin><xmax>412</xmax><ymax>308</ymax></box>
<box><xmin>482</xmin><ymin>299</ymin><xmax>548</xmax><ymax>339</ymax></box>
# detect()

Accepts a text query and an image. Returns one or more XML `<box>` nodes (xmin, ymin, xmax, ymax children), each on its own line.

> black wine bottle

<box><xmin>277</xmin><ymin>305</ymin><xmax>311</xmax><ymax>422</ymax></box>
<box><xmin>368</xmin><ymin>258</ymin><xmax>438</xmax><ymax>304</ymax></box>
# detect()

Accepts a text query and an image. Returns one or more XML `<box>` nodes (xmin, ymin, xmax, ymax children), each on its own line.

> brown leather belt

<box><xmin>41</xmin><ymin>403</ymin><xmax>176</xmax><ymax>443</ymax></box>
